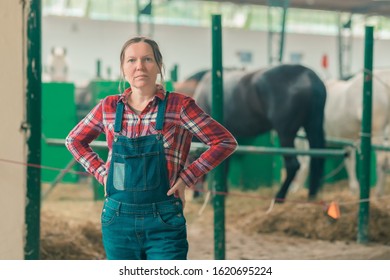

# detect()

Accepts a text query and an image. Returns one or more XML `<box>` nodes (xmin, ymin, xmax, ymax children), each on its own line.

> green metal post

<box><xmin>358</xmin><ymin>26</ymin><xmax>374</xmax><ymax>244</ymax></box>
<box><xmin>107</xmin><ymin>66</ymin><xmax>112</xmax><ymax>79</ymax></box>
<box><xmin>337</xmin><ymin>14</ymin><xmax>344</xmax><ymax>80</ymax></box>
<box><xmin>211</xmin><ymin>14</ymin><xmax>225</xmax><ymax>260</ymax></box>
<box><xmin>267</xmin><ymin>0</ymin><xmax>288</xmax><ymax>65</ymax></box>
<box><xmin>266</xmin><ymin>2</ymin><xmax>274</xmax><ymax>66</ymax></box>
<box><xmin>279</xmin><ymin>1</ymin><xmax>288</xmax><ymax>63</ymax></box>
<box><xmin>96</xmin><ymin>59</ymin><xmax>101</xmax><ymax>79</ymax></box>
<box><xmin>136</xmin><ymin>0</ymin><xmax>141</xmax><ymax>35</ymax></box>
<box><xmin>25</xmin><ymin>0</ymin><xmax>41</xmax><ymax>260</ymax></box>
<box><xmin>170</xmin><ymin>64</ymin><xmax>178</xmax><ymax>83</ymax></box>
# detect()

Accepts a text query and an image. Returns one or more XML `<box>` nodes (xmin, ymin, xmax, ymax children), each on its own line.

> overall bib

<box><xmin>101</xmin><ymin>92</ymin><xmax>188</xmax><ymax>260</ymax></box>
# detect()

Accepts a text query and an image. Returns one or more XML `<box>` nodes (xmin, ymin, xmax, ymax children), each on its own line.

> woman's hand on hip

<box><xmin>167</xmin><ymin>177</ymin><xmax>187</xmax><ymax>209</ymax></box>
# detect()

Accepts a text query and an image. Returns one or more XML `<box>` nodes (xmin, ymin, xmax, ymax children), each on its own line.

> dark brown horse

<box><xmin>189</xmin><ymin>64</ymin><xmax>327</xmax><ymax>202</ymax></box>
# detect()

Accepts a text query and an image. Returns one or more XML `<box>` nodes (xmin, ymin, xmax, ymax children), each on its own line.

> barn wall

<box><xmin>0</xmin><ymin>0</ymin><xmax>27</xmax><ymax>259</ymax></box>
<box><xmin>42</xmin><ymin>16</ymin><xmax>390</xmax><ymax>85</ymax></box>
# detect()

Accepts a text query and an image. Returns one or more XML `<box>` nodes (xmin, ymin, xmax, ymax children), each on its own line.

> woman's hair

<box><xmin>118</xmin><ymin>36</ymin><xmax>165</xmax><ymax>93</ymax></box>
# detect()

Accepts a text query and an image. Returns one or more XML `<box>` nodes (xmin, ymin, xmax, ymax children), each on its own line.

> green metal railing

<box><xmin>46</xmin><ymin>137</ymin><xmax>350</xmax><ymax>156</ymax></box>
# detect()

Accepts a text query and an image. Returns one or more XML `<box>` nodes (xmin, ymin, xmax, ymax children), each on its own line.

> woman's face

<box><xmin>122</xmin><ymin>41</ymin><xmax>161</xmax><ymax>90</ymax></box>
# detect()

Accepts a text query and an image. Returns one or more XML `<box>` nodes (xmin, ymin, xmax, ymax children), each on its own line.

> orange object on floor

<box><xmin>327</xmin><ymin>201</ymin><xmax>340</xmax><ymax>219</ymax></box>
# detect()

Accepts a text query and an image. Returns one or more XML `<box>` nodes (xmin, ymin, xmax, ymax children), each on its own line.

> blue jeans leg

<box><xmin>101</xmin><ymin>206</ymin><xmax>143</xmax><ymax>260</ymax></box>
<box><xmin>144</xmin><ymin>207</ymin><xmax>188</xmax><ymax>260</ymax></box>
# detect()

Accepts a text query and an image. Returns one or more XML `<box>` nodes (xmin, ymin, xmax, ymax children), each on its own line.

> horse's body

<box><xmin>294</xmin><ymin>69</ymin><xmax>390</xmax><ymax>197</ymax></box>
<box><xmin>192</xmin><ymin>64</ymin><xmax>327</xmax><ymax>201</ymax></box>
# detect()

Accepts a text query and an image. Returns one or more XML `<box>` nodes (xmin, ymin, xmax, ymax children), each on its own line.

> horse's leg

<box><xmin>290</xmin><ymin>137</ymin><xmax>310</xmax><ymax>193</ymax></box>
<box><xmin>224</xmin><ymin>157</ymin><xmax>230</xmax><ymax>193</ymax></box>
<box><xmin>193</xmin><ymin>177</ymin><xmax>204</xmax><ymax>199</ymax></box>
<box><xmin>344</xmin><ymin>146</ymin><xmax>359</xmax><ymax>193</ymax></box>
<box><xmin>304</xmin><ymin>124</ymin><xmax>325</xmax><ymax>200</ymax></box>
<box><xmin>203</xmin><ymin>157</ymin><xmax>230</xmax><ymax>200</ymax></box>
<box><xmin>307</xmin><ymin>152</ymin><xmax>325</xmax><ymax>199</ymax></box>
<box><xmin>275</xmin><ymin>156</ymin><xmax>300</xmax><ymax>202</ymax></box>
<box><xmin>275</xmin><ymin>135</ymin><xmax>300</xmax><ymax>202</ymax></box>
<box><xmin>375</xmin><ymin>151</ymin><xmax>389</xmax><ymax>198</ymax></box>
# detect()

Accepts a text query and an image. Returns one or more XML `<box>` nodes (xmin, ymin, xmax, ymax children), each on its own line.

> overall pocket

<box><xmin>157</xmin><ymin>208</ymin><xmax>186</xmax><ymax>229</ymax></box>
<box><xmin>101</xmin><ymin>205</ymin><xmax>117</xmax><ymax>226</ymax></box>
<box><xmin>112</xmin><ymin>162</ymin><xmax>125</xmax><ymax>191</ymax></box>
<box><xmin>124</xmin><ymin>151</ymin><xmax>161</xmax><ymax>191</ymax></box>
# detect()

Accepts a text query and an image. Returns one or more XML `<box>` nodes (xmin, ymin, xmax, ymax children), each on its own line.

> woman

<box><xmin>65</xmin><ymin>36</ymin><xmax>237</xmax><ymax>260</ymax></box>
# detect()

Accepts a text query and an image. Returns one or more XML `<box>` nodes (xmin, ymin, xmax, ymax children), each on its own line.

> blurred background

<box><xmin>1</xmin><ymin>0</ymin><xmax>390</xmax><ymax>260</ymax></box>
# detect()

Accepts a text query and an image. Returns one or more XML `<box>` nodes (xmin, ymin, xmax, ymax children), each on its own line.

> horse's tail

<box><xmin>304</xmin><ymin>69</ymin><xmax>327</xmax><ymax>197</ymax></box>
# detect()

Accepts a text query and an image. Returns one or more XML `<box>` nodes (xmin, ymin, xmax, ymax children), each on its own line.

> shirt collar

<box><xmin>118</xmin><ymin>84</ymin><xmax>166</xmax><ymax>104</ymax></box>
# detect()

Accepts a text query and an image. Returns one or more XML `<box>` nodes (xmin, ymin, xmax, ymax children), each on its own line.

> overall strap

<box><xmin>155</xmin><ymin>91</ymin><xmax>170</xmax><ymax>131</ymax></box>
<box><xmin>114</xmin><ymin>101</ymin><xmax>125</xmax><ymax>133</ymax></box>
<box><xmin>114</xmin><ymin>91</ymin><xmax>170</xmax><ymax>133</ymax></box>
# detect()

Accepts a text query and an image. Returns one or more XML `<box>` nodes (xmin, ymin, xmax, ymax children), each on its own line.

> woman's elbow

<box><xmin>64</xmin><ymin>134</ymin><xmax>73</xmax><ymax>151</ymax></box>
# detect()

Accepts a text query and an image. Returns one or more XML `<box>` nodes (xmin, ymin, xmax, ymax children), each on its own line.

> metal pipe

<box><xmin>96</xmin><ymin>59</ymin><xmax>101</xmax><ymax>79</ymax></box>
<box><xmin>211</xmin><ymin>14</ymin><xmax>226</xmax><ymax>261</ymax></box>
<box><xmin>279</xmin><ymin>0</ymin><xmax>288</xmax><ymax>63</ymax></box>
<box><xmin>267</xmin><ymin>3</ymin><xmax>273</xmax><ymax>65</ymax></box>
<box><xmin>358</xmin><ymin>26</ymin><xmax>374</xmax><ymax>244</ymax></box>
<box><xmin>170</xmin><ymin>64</ymin><xmax>178</xmax><ymax>82</ymax></box>
<box><xmin>25</xmin><ymin>0</ymin><xmax>41</xmax><ymax>260</ymax></box>
<box><xmin>337</xmin><ymin>13</ymin><xmax>344</xmax><ymax>79</ymax></box>
<box><xmin>50</xmin><ymin>138</ymin><xmax>348</xmax><ymax>157</ymax></box>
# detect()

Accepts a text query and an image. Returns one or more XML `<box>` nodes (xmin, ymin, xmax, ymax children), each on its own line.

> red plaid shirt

<box><xmin>65</xmin><ymin>86</ymin><xmax>237</xmax><ymax>189</ymax></box>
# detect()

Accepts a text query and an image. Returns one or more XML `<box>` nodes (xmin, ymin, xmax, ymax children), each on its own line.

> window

<box><xmin>42</xmin><ymin>0</ymin><xmax>390</xmax><ymax>38</ymax></box>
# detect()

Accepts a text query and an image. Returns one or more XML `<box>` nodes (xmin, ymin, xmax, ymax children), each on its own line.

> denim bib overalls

<box><xmin>101</xmin><ymin>92</ymin><xmax>188</xmax><ymax>260</ymax></box>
